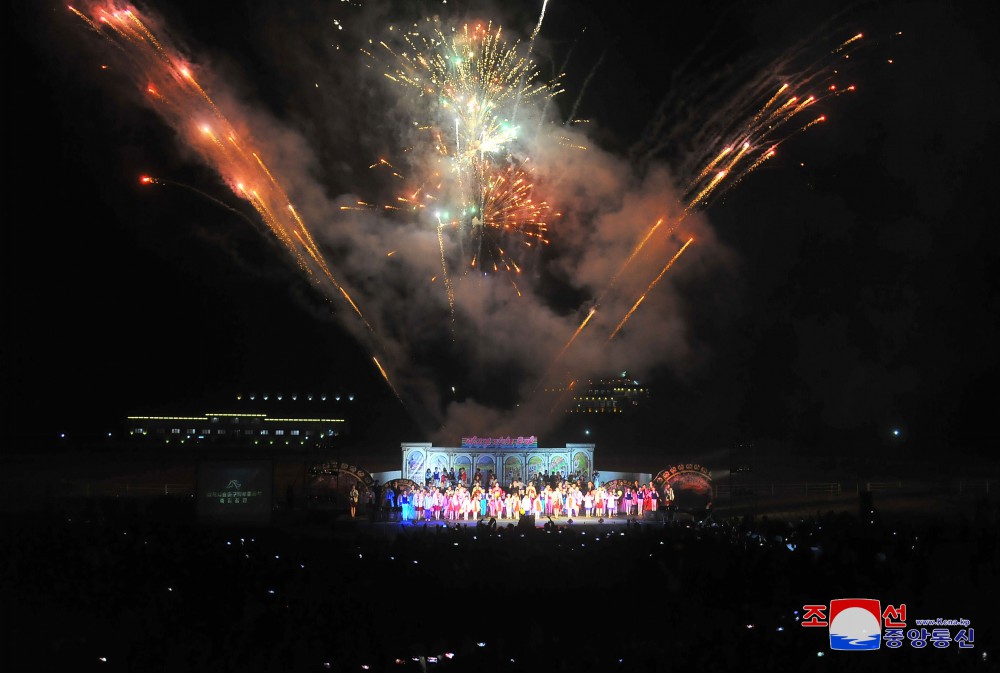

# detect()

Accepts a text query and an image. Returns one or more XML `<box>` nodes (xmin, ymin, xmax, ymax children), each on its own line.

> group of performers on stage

<box><xmin>386</xmin><ymin>479</ymin><xmax>674</xmax><ymax>523</ymax></box>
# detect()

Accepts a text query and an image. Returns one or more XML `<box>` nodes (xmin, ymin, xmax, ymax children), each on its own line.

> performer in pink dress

<box><xmin>449</xmin><ymin>491</ymin><xmax>460</xmax><ymax>520</ymax></box>
<box><xmin>414</xmin><ymin>489</ymin><xmax>424</xmax><ymax>521</ymax></box>
<box><xmin>567</xmin><ymin>488</ymin><xmax>579</xmax><ymax>518</ymax></box>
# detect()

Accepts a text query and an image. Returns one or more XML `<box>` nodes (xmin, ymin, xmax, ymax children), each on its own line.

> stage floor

<box><xmin>358</xmin><ymin>512</ymin><xmax>699</xmax><ymax>528</ymax></box>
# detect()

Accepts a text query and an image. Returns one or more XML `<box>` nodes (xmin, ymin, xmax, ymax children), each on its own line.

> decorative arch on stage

<box><xmin>379</xmin><ymin>478</ymin><xmax>419</xmax><ymax>501</ymax></box>
<box><xmin>401</xmin><ymin>439</ymin><xmax>595</xmax><ymax>486</ymax></box>
<box><xmin>306</xmin><ymin>460</ymin><xmax>377</xmax><ymax>506</ymax></box>
<box><xmin>653</xmin><ymin>463</ymin><xmax>713</xmax><ymax>511</ymax></box>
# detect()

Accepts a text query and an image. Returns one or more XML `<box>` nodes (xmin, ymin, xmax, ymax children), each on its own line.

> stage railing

<box><xmin>713</xmin><ymin>479</ymin><xmax>994</xmax><ymax>499</ymax></box>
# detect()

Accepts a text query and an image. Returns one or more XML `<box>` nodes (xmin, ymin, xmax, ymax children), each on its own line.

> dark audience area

<box><xmin>4</xmin><ymin>496</ymin><xmax>996</xmax><ymax>672</ymax></box>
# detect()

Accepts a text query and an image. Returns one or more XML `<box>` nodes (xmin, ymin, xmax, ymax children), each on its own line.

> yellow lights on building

<box><xmin>264</xmin><ymin>417</ymin><xmax>346</xmax><ymax>423</ymax></box>
<box><xmin>126</xmin><ymin>409</ymin><xmax>347</xmax><ymax>447</ymax></box>
<box><xmin>548</xmin><ymin>373</ymin><xmax>648</xmax><ymax>414</ymax></box>
<box><xmin>127</xmin><ymin>416</ymin><xmax>209</xmax><ymax>421</ymax></box>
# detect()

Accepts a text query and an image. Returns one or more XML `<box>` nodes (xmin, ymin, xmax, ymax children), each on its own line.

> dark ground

<box><xmin>2</xmin><ymin>446</ymin><xmax>996</xmax><ymax>673</ymax></box>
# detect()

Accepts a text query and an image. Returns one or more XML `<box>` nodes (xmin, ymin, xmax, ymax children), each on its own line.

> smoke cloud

<box><xmin>69</xmin><ymin>1</ymin><xmax>741</xmax><ymax>444</ymax></box>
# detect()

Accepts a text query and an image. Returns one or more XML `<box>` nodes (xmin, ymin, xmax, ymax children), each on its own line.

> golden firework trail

<box><xmin>609</xmin><ymin>237</ymin><xmax>695</xmax><ymax>341</ymax></box>
<box><xmin>546</xmin><ymin>378</ymin><xmax>577</xmax><ymax>417</ymax></box>
<box><xmin>559</xmin><ymin>307</ymin><xmax>596</xmax><ymax>362</ymax></box>
<box><xmin>373</xmin><ymin>356</ymin><xmax>403</xmax><ymax>403</ymax></box>
<box><xmin>568</xmin><ymin>32</ymin><xmax>865</xmax><ymax>356</ymax></box>
<box><xmin>71</xmin><ymin>2</ymin><xmax>397</xmax><ymax>390</ymax></box>
<box><xmin>595</xmin><ymin>215</ymin><xmax>690</xmax><ymax>310</ymax></box>
<box><xmin>533</xmin><ymin>305</ymin><xmax>595</xmax><ymax>395</ymax></box>
<box><xmin>139</xmin><ymin>174</ymin><xmax>261</xmax><ymax>228</ymax></box>
<box><xmin>436</xmin><ymin>215</ymin><xmax>457</xmax><ymax>330</ymax></box>
<box><xmin>679</xmin><ymin>39</ymin><xmax>863</xmax><ymax>210</ymax></box>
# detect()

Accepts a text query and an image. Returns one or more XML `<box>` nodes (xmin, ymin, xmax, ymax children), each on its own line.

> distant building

<box><xmin>545</xmin><ymin>371</ymin><xmax>650</xmax><ymax>414</ymax></box>
<box><xmin>126</xmin><ymin>391</ymin><xmax>350</xmax><ymax>448</ymax></box>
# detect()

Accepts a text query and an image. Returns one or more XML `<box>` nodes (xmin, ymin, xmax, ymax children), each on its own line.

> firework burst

<box><xmin>366</xmin><ymin>18</ymin><xmax>563</xmax><ymax>289</ymax></box>
<box><xmin>65</xmin><ymin>0</ymin><xmax>882</xmax><ymax>432</ymax></box>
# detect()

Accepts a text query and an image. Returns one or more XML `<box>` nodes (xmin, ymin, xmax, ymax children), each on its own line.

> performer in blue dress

<box><xmin>399</xmin><ymin>489</ymin><xmax>412</xmax><ymax>522</ymax></box>
<box><xmin>383</xmin><ymin>487</ymin><xmax>396</xmax><ymax>520</ymax></box>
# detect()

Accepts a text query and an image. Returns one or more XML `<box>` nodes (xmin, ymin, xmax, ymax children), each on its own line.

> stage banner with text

<box><xmin>197</xmin><ymin>460</ymin><xmax>273</xmax><ymax>525</ymax></box>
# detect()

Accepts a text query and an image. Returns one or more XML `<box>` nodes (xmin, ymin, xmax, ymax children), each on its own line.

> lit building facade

<box><xmin>127</xmin><ymin>412</ymin><xmax>347</xmax><ymax>447</ymax></box>
<box><xmin>126</xmin><ymin>391</ymin><xmax>353</xmax><ymax>448</ymax></box>
<box><xmin>545</xmin><ymin>371</ymin><xmax>650</xmax><ymax>414</ymax></box>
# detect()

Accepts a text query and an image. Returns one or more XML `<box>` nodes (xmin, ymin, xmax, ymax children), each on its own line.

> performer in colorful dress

<box><xmin>448</xmin><ymin>490</ymin><xmax>460</xmax><ymax>521</ymax></box>
<box><xmin>399</xmin><ymin>489</ymin><xmax>411</xmax><ymax>521</ymax></box>
<box><xmin>413</xmin><ymin>489</ymin><xmax>424</xmax><ymax>521</ymax></box>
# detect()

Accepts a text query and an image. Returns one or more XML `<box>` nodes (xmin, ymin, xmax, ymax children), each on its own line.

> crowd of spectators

<box><xmin>4</xmin><ymin>495</ymin><xmax>995</xmax><ymax>672</ymax></box>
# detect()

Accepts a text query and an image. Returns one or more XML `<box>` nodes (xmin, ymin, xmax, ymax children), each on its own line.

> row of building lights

<box><xmin>235</xmin><ymin>393</ymin><xmax>355</xmax><ymax>402</ymax></box>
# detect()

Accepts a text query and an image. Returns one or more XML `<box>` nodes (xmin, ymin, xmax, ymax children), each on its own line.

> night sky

<box><xmin>9</xmin><ymin>0</ymin><xmax>1000</xmax><ymax>465</ymax></box>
